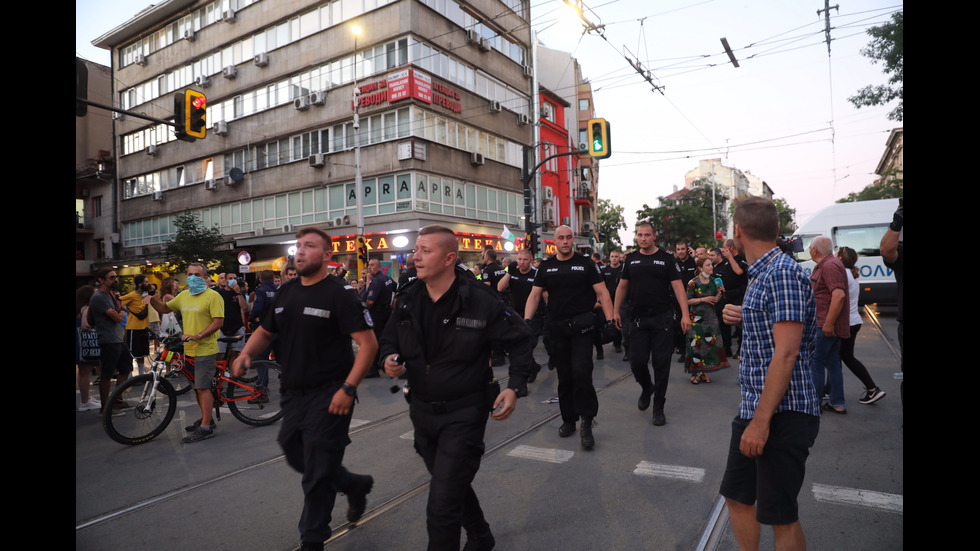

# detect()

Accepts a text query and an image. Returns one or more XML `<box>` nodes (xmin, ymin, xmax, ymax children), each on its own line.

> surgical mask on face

<box><xmin>186</xmin><ymin>275</ymin><xmax>207</xmax><ymax>295</ymax></box>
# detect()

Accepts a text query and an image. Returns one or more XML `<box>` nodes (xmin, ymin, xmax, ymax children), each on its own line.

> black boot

<box><xmin>580</xmin><ymin>416</ymin><xmax>595</xmax><ymax>450</ymax></box>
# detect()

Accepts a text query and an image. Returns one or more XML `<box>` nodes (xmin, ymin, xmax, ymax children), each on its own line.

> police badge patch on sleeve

<box><xmin>364</xmin><ymin>310</ymin><xmax>374</xmax><ymax>327</ymax></box>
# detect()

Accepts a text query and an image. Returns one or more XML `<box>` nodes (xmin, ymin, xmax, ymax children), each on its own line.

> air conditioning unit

<box><xmin>489</xmin><ymin>100</ymin><xmax>501</xmax><ymax>113</ymax></box>
<box><xmin>540</xmin><ymin>104</ymin><xmax>552</xmax><ymax>119</ymax></box>
<box><xmin>581</xmin><ymin>221</ymin><xmax>594</xmax><ymax>233</ymax></box>
<box><xmin>542</xmin><ymin>187</ymin><xmax>554</xmax><ymax>201</ymax></box>
<box><xmin>309</xmin><ymin>90</ymin><xmax>327</xmax><ymax>105</ymax></box>
<box><xmin>205</xmin><ymin>180</ymin><xmax>218</xmax><ymax>190</ymax></box>
<box><xmin>222</xmin><ymin>9</ymin><xmax>236</xmax><ymax>22</ymax></box>
<box><xmin>146</xmin><ymin>144</ymin><xmax>159</xmax><ymax>156</ymax></box>
<box><xmin>333</xmin><ymin>217</ymin><xmax>345</xmax><ymax>227</ymax></box>
<box><xmin>281</xmin><ymin>224</ymin><xmax>294</xmax><ymax>233</ymax></box>
<box><xmin>343</xmin><ymin>214</ymin><xmax>353</xmax><ymax>225</ymax></box>
<box><xmin>135</xmin><ymin>53</ymin><xmax>147</xmax><ymax>66</ymax></box>
<box><xmin>113</xmin><ymin>112</ymin><xmax>125</xmax><ymax>121</ymax></box>
<box><xmin>517</xmin><ymin>113</ymin><xmax>530</xmax><ymax>126</ymax></box>
<box><xmin>479</xmin><ymin>38</ymin><xmax>491</xmax><ymax>52</ymax></box>
<box><xmin>214</xmin><ymin>121</ymin><xmax>229</xmax><ymax>136</ymax></box>
<box><xmin>195</xmin><ymin>75</ymin><xmax>211</xmax><ymax>88</ymax></box>
<box><xmin>465</xmin><ymin>29</ymin><xmax>478</xmax><ymax>43</ymax></box>
<box><xmin>153</xmin><ymin>191</ymin><xmax>164</xmax><ymax>201</ymax></box>
<box><xmin>254</xmin><ymin>52</ymin><xmax>269</xmax><ymax>67</ymax></box>
<box><xmin>254</xmin><ymin>227</ymin><xmax>266</xmax><ymax>236</ymax></box>
<box><xmin>522</xmin><ymin>64</ymin><xmax>532</xmax><ymax>77</ymax></box>
<box><xmin>222</xmin><ymin>65</ymin><xmax>237</xmax><ymax>79</ymax></box>
<box><xmin>294</xmin><ymin>96</ymin><xmax>310</xmax><ymax>111</ymax></box>
<box><xmin>136</xmin><ymin>247</ymin><xmax>147</xmax><ymax>256</ymax></box>
<box><xmin>562</xmin><ymin>216</ymin><xmax>571</xmax><ymax>226</ymax></box>
<box><xmin>470</xmin><ymin>152</ymin><xmax>485</xmax><ymax>166</ymax></box>
<box><xmin>309</xmin><ymin>153</ymin><xmax>326</xmax><ymax>168</ymax></box>
<box><xmin>544</xmin><ymin>205</ymin><xmax>555</xmax><ymax>222</ymax></box>
<box><xmin>184</xmin><ymin>30</ymin><xmax>196</xmax><ymax>42</ymax></box>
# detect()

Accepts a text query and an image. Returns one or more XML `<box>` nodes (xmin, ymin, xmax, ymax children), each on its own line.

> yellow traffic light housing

<box><xmin>174</xmin><ymin>89</ymin><xmax>207</xmax><ymax>142</ymax></box>
<box><xmin>586</xmin><ymin>118</ymin><xmax>610</xmax><ymax>159</ymax></box>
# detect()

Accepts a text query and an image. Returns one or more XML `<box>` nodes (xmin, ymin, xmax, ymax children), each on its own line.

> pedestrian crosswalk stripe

<box><xmin>350</xmin><ymin>419</ymin><xmax>369</xmax><ymax>428</ymax></box>
<box><xmin>399</xmin><ymin>431</ymin><xmax>414</xmax><ymax>440</ymax></box>
<box><xmin>507</xmin><ymin>445</ymin><xmax>574</xmax><ymax>464</ymax></box>
<box><xmin>811</xmin><ymin>483</ymin><xmax>903</xmax><ymax>513</ymax></box>
<box><xmin>633</xmin><ymin>461</ymin><xmax>705</xmax><ymax>483</ymax></box>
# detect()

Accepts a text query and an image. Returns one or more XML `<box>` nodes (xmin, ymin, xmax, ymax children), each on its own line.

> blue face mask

<box><xmin>186</xmin><ymin>275</ymin><xmax>207</xmax><ymax>295</ymax></box>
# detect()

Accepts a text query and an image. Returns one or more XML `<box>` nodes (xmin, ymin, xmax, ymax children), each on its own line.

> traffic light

<box><xmin>586</xmin><ymin>118</ymin><xmax>611</xmax><ymax>159</ymax></box>
<box><xmin>174</xmin><ymin>89</ymin><xmax>207</xmax><ymax>142</ymax></box>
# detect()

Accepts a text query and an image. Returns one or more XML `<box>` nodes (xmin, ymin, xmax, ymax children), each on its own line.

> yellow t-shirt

<box><xmin>166</xmin><ymin>289</ymin><xmax>224</xmax><ymax>357</ymax></box>
<box><xmin>120</xmin><ymin>291</ymin><xmax>150</xmax><ymax>330</ymax></box>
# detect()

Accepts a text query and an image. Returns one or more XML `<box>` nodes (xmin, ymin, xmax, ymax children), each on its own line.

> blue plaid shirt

<box><xmin>737</xmin><ymin>247</ymin><xmax>819</xmax><ymax>419</ymax></box>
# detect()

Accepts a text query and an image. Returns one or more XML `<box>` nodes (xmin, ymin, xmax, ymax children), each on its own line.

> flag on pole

<box><xmin>500</xmin><ymin>225</ymin><xmax>515</xmax><ymax>242</ymax></box>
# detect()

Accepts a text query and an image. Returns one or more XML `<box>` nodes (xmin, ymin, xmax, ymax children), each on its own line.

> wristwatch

<box><xmin>341</xmin><ymin>382</ymin><xmax>358</xmax><ymax>397</ymax></box>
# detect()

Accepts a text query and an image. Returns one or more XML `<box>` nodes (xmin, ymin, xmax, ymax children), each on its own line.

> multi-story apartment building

<box><xmin>76</xmin><ymin>58</ymin><xmax>115</xmax><ymax>286</ymax></box>
<box><xmin>92</xmin><ymin>0</ymin><xmax>534</xmax><ymax>280</ymax></box>
<box><xmin>536</xmin><ymin>44</ymin><xmax>598</xmax><ymax>254</ymax></box>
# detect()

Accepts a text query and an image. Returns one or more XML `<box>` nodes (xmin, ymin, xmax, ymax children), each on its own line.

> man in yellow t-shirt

<box><xmin>151</xmin><ymin>263</ymin><xmax>224</xmax><ymax>443</ymax></box>
<box><xmin>120</xmin><ymin>275</ymin><xmax>153</xmax><ymax>374</ymax></box>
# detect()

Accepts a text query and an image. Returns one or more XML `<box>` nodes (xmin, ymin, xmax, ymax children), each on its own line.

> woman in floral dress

<box><xmin>684</xmin><ymin>257</ymin><xmax>730</xmax><ymax>383</ymax></box>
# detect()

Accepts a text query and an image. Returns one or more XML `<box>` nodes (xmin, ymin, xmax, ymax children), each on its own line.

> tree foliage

<box><xmin>635</xmin><ymin>178</ymin><xmax>728</xmax><ymax>247</ymax></box>
<box><xmin>164</xmin><ymin>211</ymin><xmax>229</xmax><ymax>273</ymax></box>
<box><xmin>836</xmin><ymin>170</ymin><xmax>903</xmax><ymax>203</ymax></box>
<box><xmin>848</xmin><ymin>11</ymin><xmax>903</xmax><ymax>121</ymax></box>
<box><xmin>773</xmin><ymin>197</ymin><xmax>798</xmax><ymax>234</ymax></box>
<box><xmin>596</xmin><ymin>198</ymin><xmax>628</xmax><ymax>255</ymax></box>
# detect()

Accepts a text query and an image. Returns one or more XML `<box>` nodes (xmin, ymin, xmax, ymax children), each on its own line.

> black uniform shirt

<box><xmin>262</xmin><ymin>275</ymin><xmax>373</xmax><ymax>390</ymax></box>
<box><xmin>506</xmin><ymin>262</ymin><xmax>539</xmax><ymax>315</ymax></box>
<box><xmin>600</xmin><ymin>263</ymin><xmax>623</xmax><ymax>301</ymax></box>
<box><xmin>366</xmin><ymin>271</ymin><xmax>395</xmax><ymax>313</ymax></box>
<box><xmin>533</xmin><ymin>253</ymin><xmax>604</xmax><ymax>319</ymax></box>
<box><xmin>621</xmin><ymin>249</ymin><xmax>682</xmax><ymax>313</ymax></box>
<box><xmin>676</xmin><ymin>256</ymin><xmax>697</xmax><ymax>289</ymax></box>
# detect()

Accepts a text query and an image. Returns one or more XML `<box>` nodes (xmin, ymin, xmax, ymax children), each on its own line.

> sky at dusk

<box><xmin>77</xmin><ymin>0</ymin><xmax>903</xmax><ymax>242</ymax></box>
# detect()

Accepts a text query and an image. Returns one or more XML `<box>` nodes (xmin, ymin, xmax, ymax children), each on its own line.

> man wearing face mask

<box><xmin>151</xmin><ymin>263</ymin><xmax>225</xmax><ymax>443</ymax></box>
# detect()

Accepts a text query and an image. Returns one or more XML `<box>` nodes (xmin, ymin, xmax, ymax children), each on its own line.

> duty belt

<box><xmin>411</xmin><ymin>391</ymin><xmax>485</xmax><ymax>415</ymax></box>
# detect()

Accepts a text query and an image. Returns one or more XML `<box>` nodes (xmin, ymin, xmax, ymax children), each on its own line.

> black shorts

<box><xmin>126</xmin><ymin>329</ymin><xmax>150</xmax><ymax>358</ymax></box>
<box><xmin>719</xmin><ymin>411</ymin><xmax>819</xmax><ymax>525</ymax></box>
<box><xmin>99</xmin><ymin>342</ymin><xmax>133</xmax><ymax>379</ymax></box>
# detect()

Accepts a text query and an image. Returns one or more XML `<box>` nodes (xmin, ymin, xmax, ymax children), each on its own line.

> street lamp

<box><xmin>352</xmin><ymin>25</ymin><xmax>367</xmax><ymax>276</ymax></box>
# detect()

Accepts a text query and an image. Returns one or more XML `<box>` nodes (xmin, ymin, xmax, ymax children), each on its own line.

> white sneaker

<box><xmin>78</xmin><ymin>399</ymin><xmax>101</xmax><ymax>412</ymax></box>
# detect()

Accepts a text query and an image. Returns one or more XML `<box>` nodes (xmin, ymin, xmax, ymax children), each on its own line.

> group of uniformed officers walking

<box><xmin>231</xmin><ymin>215</ymin><xmax>754</xmax><ymax>551</ymax></box>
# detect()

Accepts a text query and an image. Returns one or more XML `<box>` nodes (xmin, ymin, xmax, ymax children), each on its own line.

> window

<box><xmin>579</xmin><ymin>98</ymin><xmax>590</xmax><ymax>111</ymax></box>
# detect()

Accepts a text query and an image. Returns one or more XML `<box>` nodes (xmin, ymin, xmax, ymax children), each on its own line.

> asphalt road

<box><xmin>76</xmin><ymin>306</ymin><xmax>902</xmax><ymax>550</ymax></box>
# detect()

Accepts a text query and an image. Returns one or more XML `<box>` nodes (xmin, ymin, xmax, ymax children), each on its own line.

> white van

<box><xmin>791</xmin><ymin>198</ymin><xmax>899</xmax><ymax>306</ymax></box>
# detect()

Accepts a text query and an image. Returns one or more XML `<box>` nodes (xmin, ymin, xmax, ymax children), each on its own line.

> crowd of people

<box><xmin>76</xmin><ymin>198</ymin><xmax>902</xmax><ymax>551</ymax></box>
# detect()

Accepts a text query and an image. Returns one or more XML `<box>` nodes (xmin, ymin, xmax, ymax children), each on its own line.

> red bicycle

<box><xmin>101</xmin><ymin>335</ymin><xmax>283</xmax><ymax>445</ymax></box>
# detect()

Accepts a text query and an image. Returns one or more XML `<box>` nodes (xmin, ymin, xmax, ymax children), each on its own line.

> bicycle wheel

<box><xmin>162</xmin><ymin>358</ymin><xmax>193</xmax><ymax>396</ymax></box>
<box><xmin>102</xmin><ymin>374</ymin><xmax>177</xmax><ymax>445</ymax></box>
<box><xmin>226</xmin><ymin>360</ymin><xmax>283</xmax><ymax>426</ymax></box>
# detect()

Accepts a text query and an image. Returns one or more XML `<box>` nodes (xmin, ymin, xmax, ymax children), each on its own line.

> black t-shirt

<box><xmin>366</xmin><ymin>272</ymin><xmax>395</xmax><ymax>314</ymax></box>
<box><xmin>262</xmin><ymin>275</ymin><xmax>373</xmax><ymax>390</ymax></box>
<box><xmin>216</xmin><ymin>288</ymin><xmax>244</xmax><ymax>334</ymax></box>
<box><xmin>621</xmin><ymin>249</ymin><xmax>682</xmax><ymax>313</ymax></box>
<box><xmin>533</xmin><ymin>253</ymin><xmax>603</xmax><ymax>319</ymax></box>
<box><xmin>483</xmin><ymin>260</ymin><xmax>507</xmax><ymax>294</ymax></box>
<box><xmin>600</xmin><ymin>263</ymin><xmax>623</xmax><ymax>300</ymax></box>
<box><xmin>397</xmin><ymin>267</ymin><xmax>417</xmax><ymax>291</ymax></box>
<box><xmin>506</xmin><ymin>262</ymin><xmax>538</xmax><ymax>315</ymax></box>
<box><xmin>676</xmin><ymin>256</ymin><xmax>697</xmax><ymax>288</ymax></box>
<box><xmin>717</xmin><ymin>254</ymin><xmax>749</xmax><ymax>304</ymax></box>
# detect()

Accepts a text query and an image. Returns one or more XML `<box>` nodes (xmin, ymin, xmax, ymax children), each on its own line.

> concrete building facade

<box><xmin>93</xmin><ymin>0</ymin><xmax>535</xmax><ymax>279</ymax></box>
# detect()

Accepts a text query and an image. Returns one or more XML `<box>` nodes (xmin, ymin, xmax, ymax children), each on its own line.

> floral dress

<box><xmin>684</xmin><ymin>277</ymin><xmax>730</xmax><ymax>374</ymax></box>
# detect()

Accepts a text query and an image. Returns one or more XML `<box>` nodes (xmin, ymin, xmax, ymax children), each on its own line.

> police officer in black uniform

<box><xmin>497</xmin><ymin>248</ymin><xmax>543</xmax><ymax>381</ymax></box>
<box><xmin>380</xmin><ymin>225</ymin><xmax>532</xmax><ymax>551</ymax></box>
<box><xmin>599</xmin><ymin>250</ymin><xmax>625</xmax><ymax>356</ymax></box>
<box><xmin>524</xmin><ymin>225</ymin><xmax>614</xmax><ymax>450</ymax></box>
<box><xmin>613</xmin><ymin>222</ymin><xmax>691</xmax><ymax>427</ymax></box>
<box><xmin>481</xmin><ymin>247</ymin><xmax>509</xmax><ymax>367</ymax></box>
<box><xmin>233</xmin><ymin>227</ymin><xmax>377</xmax><ymax>551</ymax></box>
<box><xmin>673</xmin><ymin>242</ymin><xmax>698</xmax><ymax>363</ymax></box>
<box><xmin>364</xmin><ymin>258</ymin><xmax>395</xmax><ymax>376</ymax></box>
